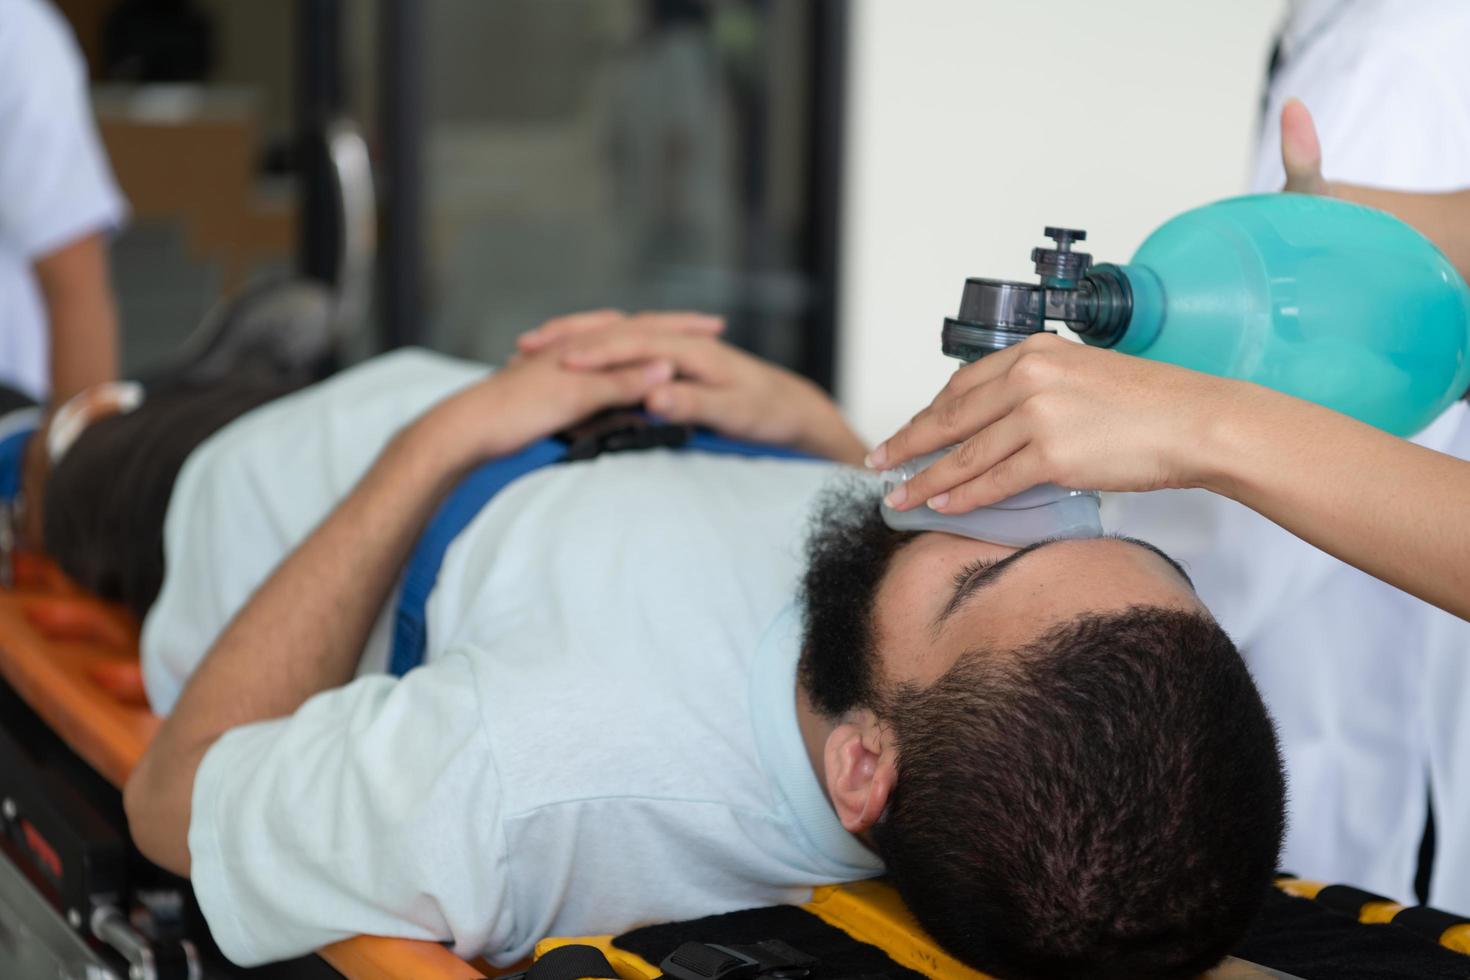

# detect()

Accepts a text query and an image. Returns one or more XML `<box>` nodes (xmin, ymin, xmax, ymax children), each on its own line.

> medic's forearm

<box><xmin>1332</xmin><ymin>185</ymin><xmax>1470</xmax><ymax>286</ymax></box>
<box><xmin>125</xmin><ymin>410</ymin><xmax>475</xmax><ymax>874</ymax></box>
<box><xmin>35</xmin><ymin>233</ymin><xmax>120</xmax><ymax>402</ymax></box>
<box><xmin>1196</xmin><ymin>385</ymin><xmax>1470</xmax><ymax>622</ymax></box>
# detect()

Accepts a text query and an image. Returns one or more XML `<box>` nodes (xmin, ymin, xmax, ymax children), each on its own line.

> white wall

<box><xmin>836</xmin><ymin>0</ymin><xmax>1284</xmax><ymax>443</ymax></box>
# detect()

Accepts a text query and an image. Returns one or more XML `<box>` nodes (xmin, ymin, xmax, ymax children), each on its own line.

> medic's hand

<box><xmin>867</xmin><ymin>333</ymin><xmax>1235</xmax><ymax>513</ymax></box>
<box><xmin>512</xmin><ymin>308</ymin><xmax>726</xmax><ymax>359</ymax></box>
<box><xmin>558</xmin><ymin>327</ymin><xmax>869</xmax><ymax>464</ymax></box>
<box><xmin>1280</xmin><ymin>98</ymin><xmax>1335</xmax><ymax>197</ymax></box>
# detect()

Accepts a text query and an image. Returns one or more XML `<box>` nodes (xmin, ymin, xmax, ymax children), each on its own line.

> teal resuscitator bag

<box><xmin>940</xmin><ymin>193</ymin><xmax>1470</xmax><ymax>437</ymax></box>
<box><xmin>883</xmin><ymin>194</ymin><xmax>1470</xmax><ymax>540</ymax></box>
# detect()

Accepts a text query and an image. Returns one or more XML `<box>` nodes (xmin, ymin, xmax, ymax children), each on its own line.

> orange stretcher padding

<box><xmin>0</xmin><ymin>553</ymin><xmax>487</xmax><ymax>979</ymax></box>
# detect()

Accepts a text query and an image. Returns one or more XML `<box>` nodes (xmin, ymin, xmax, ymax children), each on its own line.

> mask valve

<box><xmin>940</xmin><ymin>227</ymin><xmax>1134</xmax><ymax>362</ymax></box>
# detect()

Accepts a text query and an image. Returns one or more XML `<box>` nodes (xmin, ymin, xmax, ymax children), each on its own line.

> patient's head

<box><xmin>798</xmin><ymin>485</ymin><xmax>1285</xmax><ymax>980</ymax></box>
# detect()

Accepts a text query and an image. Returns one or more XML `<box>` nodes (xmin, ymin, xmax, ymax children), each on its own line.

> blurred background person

<box><xmin>0</xmin><ymin>0</ymin><xmax>126</xmax><ymax>404</ymax></box>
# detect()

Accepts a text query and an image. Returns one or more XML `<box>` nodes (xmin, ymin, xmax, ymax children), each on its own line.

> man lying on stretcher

<box><xmin>5</xmin><ymin>311</ymin><xmax>1286</xmax><ymax>980</ymax></box>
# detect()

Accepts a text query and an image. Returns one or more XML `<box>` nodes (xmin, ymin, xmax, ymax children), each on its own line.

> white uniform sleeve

<box><xmin>1317</xmin><ymin>41</ymin><xmax>1470</xmax><ymax>190</ymax></box>
<box><xmin>1256</xmin><ymin>15</ymin><xmax>1470</xmax><ymax>193</ymax></box>
<box><xmin>187</xmin><ymin>652</ymin><xmax>514</xmax><ymax>966</ymax></box>
<box><xmin>0</xmin><ymin>0</ymin><xmax>126</xmax><ymax>259</ymax></box>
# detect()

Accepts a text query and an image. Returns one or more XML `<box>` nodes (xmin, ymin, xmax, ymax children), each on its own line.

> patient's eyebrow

<box><xmin>933</xmin><ymin>539</ymin><xmax>1060</xmax><ymax>632</ymax></box>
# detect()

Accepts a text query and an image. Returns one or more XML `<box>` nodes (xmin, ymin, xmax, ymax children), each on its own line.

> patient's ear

<box><xmin>824</xmin><ymin>710</ymin><xmax>897</xmax><ymax>834</ymax></box>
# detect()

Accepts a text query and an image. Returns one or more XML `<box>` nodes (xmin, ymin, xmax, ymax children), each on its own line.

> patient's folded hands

<box><xmin>412</xmin><ymin>336</ymin><xmax>679</xmax><ymax>469</ymax></box>
<box><xmin>557</xmin><ymin>319</ymin><xmax>869</xmax><ymax>465</ymax></box>
<box><xmin>512</xmin><ymin>309</ymin><xmax>726</xmax><ymax>360</ymax></box>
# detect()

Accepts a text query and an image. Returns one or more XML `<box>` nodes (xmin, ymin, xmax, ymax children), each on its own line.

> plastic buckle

<box><xmin>558</xmin><ymin>409</ymin><xmax>691</xmax><ymax>462</ymax></box>
<box><xmin>660</xmin><ymin>942</ymin><xmax>764</xmax><ymax>980</ymax></box>
<box><xmin>659</xmin><ymin>940</ymin><xmax>817</xmax><ymax>980</ymax></box>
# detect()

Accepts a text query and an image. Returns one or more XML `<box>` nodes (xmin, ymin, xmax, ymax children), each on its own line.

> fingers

<box><xmin>930</xmin><ymin>446</ymin><xmax>1048</xmax><ymax>513</ymax></box>
<box><xmin>645</xmin><ymin>380</ymin><xmax>739</xmax><ymax>430</ymax></box>
<box><xmin>517</xmin><ymin>309</ymin><xmax>724</xmax><ymax>353</ymax></box>
<box><xmin>562</xmin><ymin>330</ymin><xmax>726</xmax><ymax>382</ymax></box>
<box><xmin>883</xmin><ymin>414</ymin><xmax>1030</xmax><ymax>511</ymax></box>
<box><xmin>1280</xmin><ymin>98</ymin><xmax>1328</xmax><ymax>195</ymax></box>
<box><xmin>516</xmin><ymin>309</ymin><xmax>623</xmax><ymax>352</ymax></box>
<box><xmin>624</xmin><ymin>311</ymin><xmax>726</xmax><ymax>335</ymax></box>
<box><xmin>867</xmin><ymin>342</ymin><xmax>1037</xmax><ymax>471</ymax></box>
<box><xmin>576</xmin><ymin>358</ymin><xmax>676</xmax><ymax>412</ymax></box>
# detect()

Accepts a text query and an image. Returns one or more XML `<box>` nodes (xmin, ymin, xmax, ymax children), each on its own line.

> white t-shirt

<box><xmin>1114</xmin><ymin>0</ymin><xmax>1470</xmax><ymax>907</ymax></box>
<box><xmin>141</xmin><ymin>350</ymin><xmax>882</xmax><ymax>967</ymax></box>
<box><xmin>0</xmin><ymin>0</ymin><xmax>127</xmax><ymax>399</ymax></box>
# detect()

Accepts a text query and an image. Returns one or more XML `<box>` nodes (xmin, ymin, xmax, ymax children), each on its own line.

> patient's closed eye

<box><xmin>933</xmin><ymin>557</ymin><xmax>1005</xmax><ymax>631</ymax></box>
<box><xmin>952</xmin><ymin>558</ymin><xmax>1000</xmax><ymax>592</ymax></box>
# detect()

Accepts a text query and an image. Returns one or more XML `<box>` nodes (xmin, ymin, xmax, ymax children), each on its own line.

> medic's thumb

<box><xmin>1280</xmin><ymin>98</ymin><xmax>1329</xmax><ymax>196</ymax></box>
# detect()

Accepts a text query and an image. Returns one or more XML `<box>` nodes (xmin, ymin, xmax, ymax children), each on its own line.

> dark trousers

<box><xmin>42</xmin><ymin>381</ymin><xmax>297</xmax><ymax>618</ymax></box>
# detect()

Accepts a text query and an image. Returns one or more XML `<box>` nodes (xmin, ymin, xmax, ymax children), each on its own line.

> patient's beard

<box><xmin>798</xmin><ymin>482</ymin><xmax>917</xmax><ymax>719</ymax></box>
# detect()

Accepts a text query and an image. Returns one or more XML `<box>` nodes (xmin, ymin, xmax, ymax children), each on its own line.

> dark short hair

<box><xmin>872</xmin><ymin>607</ymin><xmax>1286</xmax><ymax>980</ymax></box>
<box><xmin>44</xmin><ymin>381</ymin><xmax>294</xmax><ymax>618</ymax></box>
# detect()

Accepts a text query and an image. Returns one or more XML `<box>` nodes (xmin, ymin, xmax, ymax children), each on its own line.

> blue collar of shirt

<box><xmin>749</xmin><ymin>602</ymin><xmax>884</xmax><ymax>879</ymax></box>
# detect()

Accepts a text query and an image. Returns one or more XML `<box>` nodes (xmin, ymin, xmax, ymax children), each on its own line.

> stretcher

<box><xmin>4</xmin><ymin>553</ymin><xmax>1470</xmax><ymax>980</ymax></box>
<box><xmin>528</xmin><ymin>880</ymin><xmax>1299</xmax><ymax>980</ymax></box>
<box><xmin>0</xmin><ymin>553</ymin><xmax>488</xmax><ymax>979</ymax></box>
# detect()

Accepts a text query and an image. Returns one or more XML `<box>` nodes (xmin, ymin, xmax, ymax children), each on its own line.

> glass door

<box><xmin>367</xmin><ymin>0</ymin><xmax>848</xmax><ymax>387</ymax></box>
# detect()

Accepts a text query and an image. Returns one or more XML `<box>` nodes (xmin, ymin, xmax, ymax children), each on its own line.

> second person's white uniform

<box><xmin>0</xmin><ymin>0</ymin><xmax>126</xmax><ymax>399</ymax></box>
<box><xmin>1115</xmin><ymin>0</ymin><xmax>1470</xmax><ymax>909</ymax></box>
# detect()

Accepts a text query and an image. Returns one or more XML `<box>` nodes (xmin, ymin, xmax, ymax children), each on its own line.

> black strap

<box><xmin>661</xmin><ymin>942</ymin><xmax>762</xmax><ymax>980</ymax></box>
<box><xmin>1233</xmin><ymin>888</ymin><xmax>1470</xmax><ymax>979</ymax></box>
<box><xmin>1315</xmin><ymin>884</ymin><xmax>1396</xmax><ymax>918</ymax></box>
<box><xmin>1392</xmin><ymin>905</ymin><xmax>1470</xmax><ymax>944</ymax></box>
<box><xmin>523</xmin><ymin>944</ymin><xmax>621</xmax><ymax>980</ymax></box>
<box><xmin>558</xmin><ymin>409</ymin><xmax>691</xmax><ymax>461</ymax></box>
<box><xmin>615</xmin><ymin>905</ymin><xmax>922</xmax><ymax>980</ymax></box>
<box><xmin>659</xmin><ymin>939</ymin><xmax>817</xmax><ymax>980</ymax></box>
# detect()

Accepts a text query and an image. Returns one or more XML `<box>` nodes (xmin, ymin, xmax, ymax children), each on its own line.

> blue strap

<box><xmin>0</xmin><ymin>426</ymin><xmax>35</xmax><ymax>503</ymax></box>
<box><xmin>683</xmin><ymin>429</ymin><xmax>815</xmax><ymax>461</ymax></box>
<box><xmin>388</xmin><ymin>432</ymin><xmax>812</xmax><ymax>677</ymax></box>
<box><xmin>389</xmin><ymin>437</ymin><xmax>567</xmax><ymax>677</ymax></box>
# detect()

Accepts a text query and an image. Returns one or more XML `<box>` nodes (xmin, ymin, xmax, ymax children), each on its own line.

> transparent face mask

<box><xmin>878</xmin><ymin>448</ymin><xmax>1102</xmax><ymax>546</ymax></box>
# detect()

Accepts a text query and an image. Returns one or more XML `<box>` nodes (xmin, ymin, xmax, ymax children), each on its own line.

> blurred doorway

<box><xmin>367</xmin><ymin>0</ymin><xmax>848</xmax><ymax>387</ymax></box>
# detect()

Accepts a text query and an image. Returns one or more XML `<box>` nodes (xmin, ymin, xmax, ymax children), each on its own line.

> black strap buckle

<box><xmin>506</xmin><ymin>943</ymin><xmax>622</xmax><ymax>980</ymax></box>
<box><xmin>659</xmin><ymin>940</ymin><xmax>816</xmax><ymax>980</ymax></box>
<box><xmin>557</xmin><ymin>409</ymin><xmax>691</xmax><ymax>462</ymax></box>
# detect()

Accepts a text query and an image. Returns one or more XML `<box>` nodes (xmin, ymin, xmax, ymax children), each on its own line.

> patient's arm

<box><xmin>124</xmin><ymin>350</ymin><xmax>679</xmax><ymax>874</ymax></box>
<box><xmin>560</xmin><ymin>327</ymin><xmax>869</xmax><ymax>465</ymax></box>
